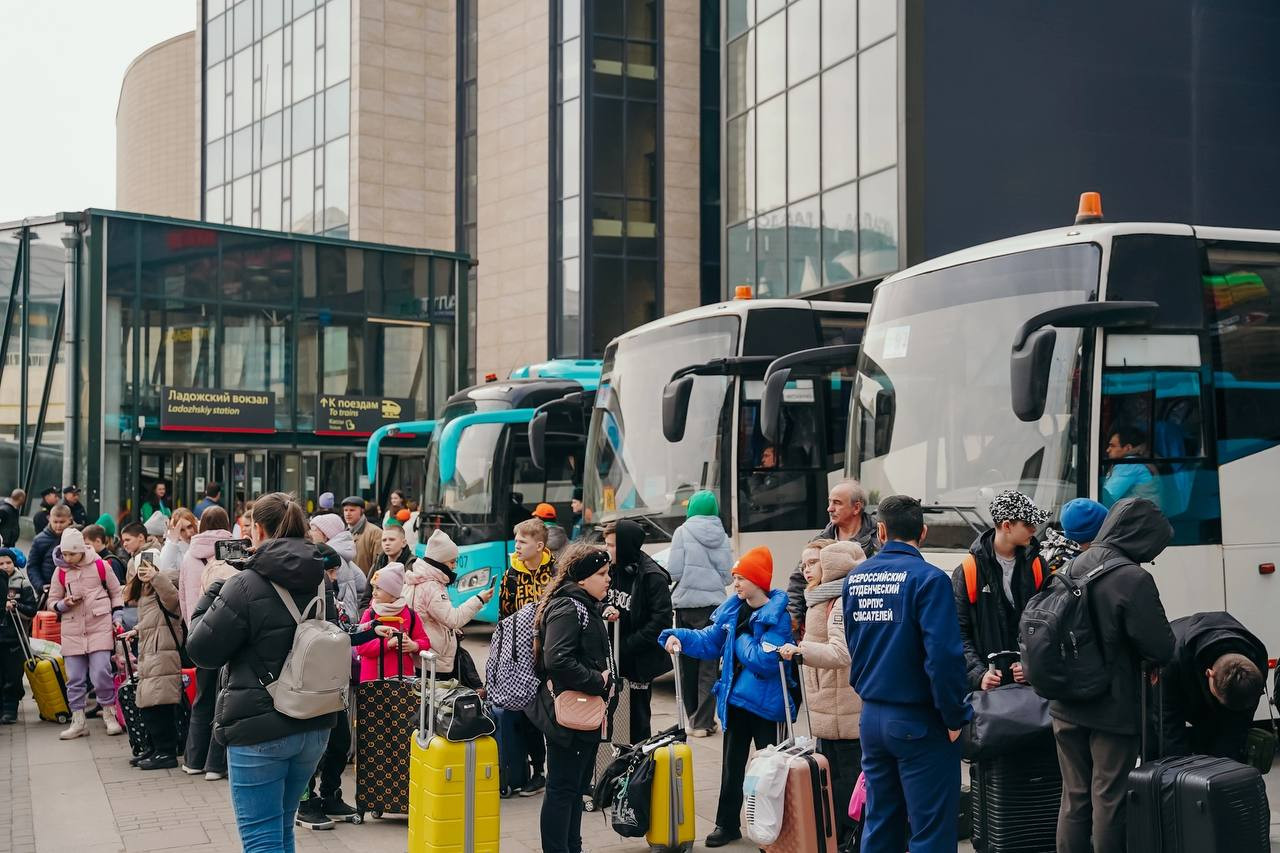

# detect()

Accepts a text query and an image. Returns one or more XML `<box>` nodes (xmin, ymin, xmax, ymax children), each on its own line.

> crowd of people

<box><xmin>0</xmin><ymin>476</ymin><xmax>1271</xmax><ymax>853</ymax></box>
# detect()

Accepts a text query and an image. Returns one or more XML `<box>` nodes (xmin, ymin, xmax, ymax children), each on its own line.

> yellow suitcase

<box><xmin>14</xmin><ymin>615</ymin><xmax>70</xmax><ymax>724</ymax></box>
<box><xmin>408</xmin><ymin>651</ymin><xmax>501</xmax><ymax>853</ymax></box>
<box><xmin>647</xmin><ymin>654</ymin><xmax>695</xmax><ymax>852</ymax></box>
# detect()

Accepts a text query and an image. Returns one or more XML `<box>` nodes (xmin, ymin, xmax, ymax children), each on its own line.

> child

<box><xmin>47</xmin><ymin>527</ymin><xmax>126</xmax><ymax>739</ymax></box>
<box><xmin>356</xmin><ymin>563</ymin><xmax>428</xmax><ymax>682</ymax></box>
<box><xmin>123</xmin><ymin>553</ymin><xmax>185</xmax><ymax>769</ymax></box>
<box><xmin>406</xmin><ymin>529</ymin><xmax>493</xmax><ymax>679</ymax></box>
<box><xmin>658</xmin><ymin>546</ymin><xmax>795</xmax><ymax>849</ymax></box>
<box><xmin>500</xmin><ymin>518</ymin><xmax>556</xmax><ymax>619</ymax></box>
<box><xmin>778</xmin><ymin>540</ymin><xmax>866</xmax><ymax>852</ymax></box>
<box><xmin>83</xmin><ymin>524</ymin><xmax>127</xmax><ymax>584</ymax></box>
<box><xmin>0</xmin><ymin>547</ymin><xmax>39</xmax><ymax>723</ymax></box>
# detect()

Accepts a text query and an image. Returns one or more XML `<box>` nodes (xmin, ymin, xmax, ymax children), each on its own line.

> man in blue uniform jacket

<box><xmin>844</xmin><ymin>495</ymin><xmax>971</xmax><ymax>853</ymax></box>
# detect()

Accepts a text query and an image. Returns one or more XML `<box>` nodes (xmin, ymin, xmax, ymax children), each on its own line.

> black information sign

<box><xmin>315</xmin><ymin>395</ymin><xmax>414</xmax><ymax>436</ymax></box>
<box><xmin>160</xmin><ymin>387</ymin><xmax>276</xmax><ymax>434</ymax></box>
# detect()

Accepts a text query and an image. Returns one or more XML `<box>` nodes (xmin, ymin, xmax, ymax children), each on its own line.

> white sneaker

<box><xmin>180</xmin><ymin>764</ymin><xmax>203</xmax><ymax>775</ymax></box>
<box><xmin>59</xmin><ymin>710</ymin><xmax>88</xmax><ymax>740</ymax></box>
<box><xmin>101</xmin><ymin>708</ymin><xmax>123</xmax><ymax>736</ymax></box>
<box><xmin>204</xmin><ymin>772</ymin><xmax>225</xmax><ymax>781</ymax></box>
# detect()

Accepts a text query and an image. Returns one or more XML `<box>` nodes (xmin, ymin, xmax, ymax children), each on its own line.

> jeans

<box><xmin>64</xmin><ymin>650</ymin><xmax>115</xmax><ymax>711</ymax></box>
<box><xmin>1052</xmin><ymin>718</ymin><xmax>1140</xmax><ymax>853</ymax></box>
<box><xmin>306</xmin><ymin>708</ymin><xmax>352</xmax><ymax>801</ymax></box>
<box><xmin>676</xmin><ymin>606</ymin><xmax>719</xmax><ymax>730</ymax></box>
<box><xmin>540</xmin><ymin>736</ymin><xmax>596</xmax><ymax>853</ymax></box>
<box><xmin>717</xmin><ymin>703</ymin><xmax>781</xmax><ymax>830</ymax></box>
<box><xmin>227</xmin><ymin>728</ymin><xmax>330</xmax><ymax>853</ymax></box>
<box><xmin>494</xmin><ymin>706</ymin><xmax>530</xmax><ymax>790</ymax></box>
<box><xmin>140</xmin><ymin>704</ymin><xmax>179</xmax><ymax>754</ymax></box>
<box><xmin>184</xmin><ymin>666</ymin><xmax>226</xmax><ymax>773</ymax></box>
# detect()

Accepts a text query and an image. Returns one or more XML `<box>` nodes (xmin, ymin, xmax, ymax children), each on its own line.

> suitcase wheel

<box><xmin>349</xmin><ymin>813</ymin><xmax>363</xmax><ymax>825</ymax></box>
<box><xmin>56</xmin><ymin>712</ymin><xmax>70</xmax><ymax>724</ymax></box>
<box><xmin>583</xmin><ymin>798</ymin><xmax>597</xmax><ymax>813</ymax></box>
<box><xmin>370</xmin><ymin>810</ymin><xmax>382</xmax><ymax>820</ymax></box>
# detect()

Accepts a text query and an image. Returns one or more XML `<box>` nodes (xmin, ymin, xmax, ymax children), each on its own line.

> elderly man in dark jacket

<box><xmin>603</xmin><ymin>519</ymin><xmax>673</xmax><ymax>741</ymax></box>
<box><xmin>1154</xmin><ymin>611</ymin><xmax>1267</xmax><ymax>762</ymax></box>
<box><xmin>1050</xmin><ymin>497</ymin><xmax>1175</xmax><ymax>853</ymax></box>
<box><xmin>787</xmin><ymin>480</ymin><xmax>878</xmax><ymax>624</ymax></box>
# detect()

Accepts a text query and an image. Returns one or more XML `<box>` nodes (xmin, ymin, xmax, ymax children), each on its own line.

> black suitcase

<box><xmin>116</xmin><ymin>636</ymin><xmax>191</xmax><ymax>757</ymax></box>
<box><xmin>969</xmin><ymin>738</ymin><xmax>1062</xmax><ymax>853</ymax></box>
<box><xmin>354</xmin><ymin>632</ymin><xmax>418</xmax><ymax>820</ymax></box>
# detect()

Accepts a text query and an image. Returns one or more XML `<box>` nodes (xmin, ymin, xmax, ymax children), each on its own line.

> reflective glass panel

<box><xmin>822</xmin><ymin>57</ymin><xmax>856</xmax><ymax>188</ymax></box>
<box><xmin>822</xmin><ymin>180</ymin><xmax>857</xmax><ymax>286</ymax></box>
<box><xmin>325</xmin><ymin>81</ymin><xmax>348</xmax><ymax>140</ymax></box>
<box><xmin>788</xmin><ymin>197</ymin><xmax>822</xmax><ymax>293</ymax></box>
<box><xmin>822</xmin><ymin>0</ymin><xmax>855</xmax><ymax>67</ymax></box>
<box><xmin>858</xmin><ymin>166</ymin><xmax>897</xmax><ymax>275</ymax></box>
<box><xmin>208</xmin><ymin>13</ymin><xmax>227</xmax><ymax>64</ymax></box>
<box><xmin>293</xmin><ymin>11</ymin><xmax>315</xmax><ymax>100</ymax></box>
<box><xmin>324</xmin><ymin>136</ymin><xmax>348</xmax><ymax>231</ymax></box>
<box><xmin>293</xmin><ymin>95</ymin><xmax>315</xmax><ymax>153</ymax></box>
<box><xmin>233</xmin><ymin>49</ymin><xmax>252</xmax><ymax>129</ymax></box>
<box><xmin>207</xmin><ymin>139</ymin><xmax>225</xmax><ymax>186</ymax></box>
<box><xmin>726</xmin><ymin>111</ymin><xmax>754</xmax><ymax>225</ymax></box>
<box><xmin>263</xmin><ymin>29</ymin><xmax>283</xmax><ymax>113</ymax></box>
<box><xmin>206</xmin><ymin>62</ymin><xmax>225</xmax><ymax>140</ymax></box>
<box><xmin>788</xmin><ymin>78</ymin><xmax>819</xmax><ymax>201</ymax></box>
<box><xmin>756</xmin><ymin>208</ymin><xmax>787</xmax><ymax>296</ymax></box>
<box><xmin>756</xmin><ymin>11</ymin><xmax>785</xmax><ymax>101</ymax></box>
<box><xmin>756</xmin><ymin>95</ymin><xmax>786</xmax><ymax>214</ymax></box>
<box><xmin>788</xmin><ymin>0</ymin><xmax>819</xmax><ymax>85</ymax></box>
<box><xmin>860</xmin><ymin>0</ymin><xmax>894</xmax><ymax>48</ymax></box>
<box><xmin>727</xmin><ymin>32</ymin><xmax>753</xmax><ymax>117</ymax></box>
<box><xmin>326</xmin><ymin>0</ymin><xmax>349</xmax><ymax>84</ymax></box>
<box><xmin>858</xmin><ymin>37</ymin><xmax>895</xmax><ymax>175</ymax></box>
<box><xmin>727</xmin><ymin>0</ymin><xmax>753</xmax><ymax>39</ymax></box>
<box><xmin>727</xmin><ymin>221</ymin><xmax>755</xmax><ymax>294</ymax></box>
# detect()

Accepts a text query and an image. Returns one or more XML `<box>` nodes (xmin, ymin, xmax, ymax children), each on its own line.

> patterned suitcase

<box><xmin>764</xmin><ymin>657</ymin><xmax>837</xmax><ymax>853</ymax></box>
<box><xmin>589</xmin><ymin>619</ymin><xmax>632</xmax><ymax>810</ymax></box>
<box><xmin>408</xmin><ymin>650</ymin><xmax>501</xmax><ymax>852</ymax></box>
<box><xmin>14</xmin><ymin>613</ymin><xmax>70</xmax><ymax>724</ymax></box>
<box><xmin>356</xmin><ymin>633</ymin><xmax>418</xmax><ymax>820</ymax></box>
<box><xmin>115</xmin><ymin>636</ymin><xmax>192</xmax><ymax>756</ymax></box>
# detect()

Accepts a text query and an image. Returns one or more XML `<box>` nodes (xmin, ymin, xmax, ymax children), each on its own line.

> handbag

<box><xmin>552</xmin><ymin>683</ymin><xmax>607</xmax><ymax>732</ymax></box>
<box><xmin>962</xmin><ymin>683</ymin><xmax>1052</xmax><ymax>760</ymax></box>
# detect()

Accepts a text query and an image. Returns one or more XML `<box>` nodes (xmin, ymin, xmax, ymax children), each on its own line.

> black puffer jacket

<box><xmin>187</xmin><ymin>537</ymin><xmax>339</xmax><ymax>746</ymax></box>
<box><xmin>787</xmin><ymin>513</ymin><xmax>879</xmax><ymax>621</ymax></box>
<box><xmin>1157</xmin><ymin>612</ymin><xmax>1268</xmax><ymax>761</ymax></box>
<box><xmin>528</xmin><ymin>581</ymin><xmax>611</xmax><ymax>748</ymax></box>
<box><xmin>1048</xmin><ymin>498</ymin><xmax>1176</xmax><ymax>736</ymax></box>
<box><xmin>952</xmin><ymin>529</ymin><xmax>1044</xmax><ymax>690</ymax></box>
<box><xmin>606</xmin><ymin>519</ymin><xmax>674</xmax><ymax>684</ymax></box>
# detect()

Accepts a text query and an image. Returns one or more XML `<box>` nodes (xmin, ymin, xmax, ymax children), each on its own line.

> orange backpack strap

<box><xmin>962</xmin><ymin>554</ymin><xmax>978</xmax><ymax>605</ymax></box>
<box><xmin>1032</xmin><ymin>556</ymin><xmax>1044</xmax><ymax>590</ymax></box>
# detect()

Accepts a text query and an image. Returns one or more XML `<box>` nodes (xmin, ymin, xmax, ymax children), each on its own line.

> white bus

<box><xmin>581</xmin><ymin>296</ymin><xmax>869</xmax><ymax>574</ymax></box>
<box><xmin>770</xmin><ymin>197</ymin><xmax>1280</xmax><ymax>666</ymax></box>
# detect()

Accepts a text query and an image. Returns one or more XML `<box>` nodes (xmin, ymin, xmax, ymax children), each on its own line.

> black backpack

<box><xmin>1018</xmin><ymin>557</ymin><xmax>1129</xmax><ymax>701</ymax></box>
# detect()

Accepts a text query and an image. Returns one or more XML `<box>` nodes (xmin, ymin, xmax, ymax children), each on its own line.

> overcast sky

<box><xmin>0</xmin><ymin>2</ymin><xmax>195</xmax><ymax>223</ymax></box>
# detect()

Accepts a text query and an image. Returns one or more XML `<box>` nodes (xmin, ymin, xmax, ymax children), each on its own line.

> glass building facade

<box><xmin>1</xmin><ymin>210</ymin><xmax>467</xmax><ymax>526</ymax></box>
<box><xmin>202</xmin><ymin>0</ymin><xmax>352</xmax><ymax>236</ymax></box>
<box><xmin>724</xmin><ymin>0</ymin><xmax>900</xmax><ymax>297</ymax></box>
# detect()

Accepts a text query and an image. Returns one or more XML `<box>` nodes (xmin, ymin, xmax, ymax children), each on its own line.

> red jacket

<box><xmin>355</xmin><ymin>606</ymin><xmax>428</xmax><ymax>682</ymax></box>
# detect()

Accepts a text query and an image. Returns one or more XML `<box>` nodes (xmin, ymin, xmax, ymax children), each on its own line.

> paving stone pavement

<box><xmin>6</xmin><ymin>628</ymin><xmax>1280</xmax><ymax>852</ymax></box>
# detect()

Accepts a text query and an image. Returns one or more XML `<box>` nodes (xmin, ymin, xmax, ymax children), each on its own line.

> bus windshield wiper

<box><xmin>614</xmin><ymin>509</ymin><xmax>675</xmax><ymax>542</ymax></box>
<box><xmin>920</xmin><ymin>502</ymin><xmax>990</xmax><ymax>536</ymax></box>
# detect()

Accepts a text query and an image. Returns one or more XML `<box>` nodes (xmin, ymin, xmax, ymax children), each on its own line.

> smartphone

<box><xmin>139</xmin><ymin>549</ymin><xmax>160</xmax><ymax>571</ymax></box>
<box><xmin>215</xmin><ymin>538</ymin><xmax>252</xmax><ymax>563</ymax></box>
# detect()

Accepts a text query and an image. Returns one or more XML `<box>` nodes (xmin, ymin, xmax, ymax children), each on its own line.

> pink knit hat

<box><xmin>309</xmin><ymin>513</ymin><xmax>346</xmax><ymax>542</ymax></box>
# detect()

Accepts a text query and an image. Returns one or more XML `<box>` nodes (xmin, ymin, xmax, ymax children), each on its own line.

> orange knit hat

<box><xmin>731</xmin><ymin>546</ymin><xmax>773</xmax><ymax>592</ymax></box>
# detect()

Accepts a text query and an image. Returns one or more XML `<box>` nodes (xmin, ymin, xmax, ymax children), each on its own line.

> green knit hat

<box><xmin>95</xmin><ymin>513</ymin><xmax>116</xmax><ymax>538</ymax></box>
<box><xmin>686</xmin><ymin>490</ymin><xmax>719</xmax><ymax>518</ymax></box>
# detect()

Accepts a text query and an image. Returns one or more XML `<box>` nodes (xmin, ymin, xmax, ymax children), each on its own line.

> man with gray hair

<box><xmin>787</xmin><ymin>479</ymin><xmax>878</xmax><ymax>624</ymax></box>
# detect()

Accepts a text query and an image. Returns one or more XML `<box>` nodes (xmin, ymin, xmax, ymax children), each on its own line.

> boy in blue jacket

<box><xmin>844</xmin><ymin>495</ymin><xmax>971</xmax><ymax>853</ymax></box>
<box><xmin>659</xmin><ymin>546</ymin><xmax>795</xmax><ymax>848</ymax></box>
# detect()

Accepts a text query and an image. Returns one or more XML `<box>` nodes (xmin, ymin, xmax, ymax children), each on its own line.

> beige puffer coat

<box><xmin>405</xmin><ymin>558</ymin><xmax>485</xmax><ymax>672</ymax></box>
<box><xmin>798</xmin><ymin>542</ymin><xmax>864</xmax><ymax>741</ymax></box>
<box><xmin>132</xmin><ymin>569</ymin><xmax>185</xmax><ymax>708</ymax></box>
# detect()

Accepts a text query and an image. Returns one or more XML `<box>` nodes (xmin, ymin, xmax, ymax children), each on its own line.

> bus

<box><xmin>367</xmin><ymin>359</ymin><xmax>601</xmax><ymax>621</ymax></box>
<box><xmin>581</xmin><ymin>295</ymin><xmax>869</xmax><ymax>579</ymax></box>
<box><xmin>765</xmin><ymin>195</ymin><xmax>1280</xmax><ymax>665</ymax></box>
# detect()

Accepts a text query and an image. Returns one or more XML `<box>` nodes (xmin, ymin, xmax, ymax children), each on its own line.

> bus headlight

<box><xmin>456</xmin><ymin>568</ymin><xmax>491</xmax><ymax>592</ymax></box>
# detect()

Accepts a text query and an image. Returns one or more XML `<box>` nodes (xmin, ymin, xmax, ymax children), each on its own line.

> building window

<box><xmin>553</xmin><ymin>0</ymin><xmax>584</xmax><ymax>357</ymax></box>
<box><xmin>723</xmin><ymin>0</ymin><xmax>898</xmax><ymax>296</ymax></box>
<box><xmin>202</xmin><ymin>0</ymin><xmax>350</xmax><ymax>235</ymax></box>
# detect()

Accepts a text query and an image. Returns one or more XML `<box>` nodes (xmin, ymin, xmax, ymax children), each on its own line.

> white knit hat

<box><xmin>60</xmin><ymin>527</ymin><xmax>87</xmax><ymax>555</ymax></box>
<box><xmin>424</xmin><ymin>529</ymin><xmax>459</xmax><ymax>564</ymax></box>
<box><xmin>144</xmin><ymin>511</ymin><xmax>168</xmax><ymax>537</ymax></box>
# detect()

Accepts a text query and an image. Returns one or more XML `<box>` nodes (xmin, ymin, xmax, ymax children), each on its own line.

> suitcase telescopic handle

<box><xmin>776</xmin><ymin>657</ymin><xmax>795</xmax><ymax>744</ymax></box>
<box><xmin>670</xmin><ymin>648</ymin><xmax>687</xmax><ymax>733</ymax></box>
<box><xmin>10</xmin><ymin>611</ymin><xmax>31</xmax><ymax>662</ymax></box>
<box><xmin>420</xmin><ymin>649</ymin><xmax>438</xmax><ymax>742</ymax></box>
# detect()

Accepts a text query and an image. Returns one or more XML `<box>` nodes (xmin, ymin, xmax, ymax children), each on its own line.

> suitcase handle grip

<box><xmin>418</xmin><ymin>649</ymin><xmax>438</xmax><ymax>745</ymax></box>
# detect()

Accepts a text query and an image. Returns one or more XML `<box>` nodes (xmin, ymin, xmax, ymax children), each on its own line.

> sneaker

<box><xmin>138</xmin><ymin>753</ymin><xmax>179</xmax><ymax>770</ymax></box>
<box><xmin>519</xmin><ymin>773</ymin><xmax>546</xmax><ymax>796</ymax></box>
<box><xmin>180</xmin><ymin>764</ymin><xmax>203</xmax><ymax>776</ymax></box>
<box><xmin>129</xmin><ymin>750</ymin><xmax>155</xmax><ymax>767</ymax></box>
<box><xmin>705</xmin><ymin>827</ymin><xmax>742</xmax><ymax>848</ymax></box>
<box><xmin>204</xmin><ymin>772</ymin><xmax>225</xmax><ymax>781</ymax></box>
<box><xmin>295</xmin><ymin>798</ymin><xmax>335</xmax><ymax>830</ymax></box>
<box><xmin>0</xmin><ymin>713</ymin><xmax>17</xmax><ymax>725</ymax></box>
<box><xmin>322</xmin><ymin>796</ymin><xmax>357</xmax><ymax>820</ymax></box>
<box><xmin>689</xmin><ymin>727</ymin><xmax>713</xmax><ymax>738</ymax></box>
<box><xmin>59</xmin><ymin>710</ymin><xmax>88</xmax><ymax>740</ymax></box>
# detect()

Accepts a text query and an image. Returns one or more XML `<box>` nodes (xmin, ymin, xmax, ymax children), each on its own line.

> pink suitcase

<box><xmin>763</xmin><ymin>656</ymin><xmax>837</xmax><ymax>853</ymax></box>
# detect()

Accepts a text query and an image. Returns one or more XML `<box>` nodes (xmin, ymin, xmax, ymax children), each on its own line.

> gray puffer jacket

<box><xmin>323</xmin><ymin>529</ymin><xmax>368</xmax><ymax>617</ymax></box>
<box><xmin>666</xmin><ymin>515</ymin><xmax>733</xmax><ymax>609</ymax></box>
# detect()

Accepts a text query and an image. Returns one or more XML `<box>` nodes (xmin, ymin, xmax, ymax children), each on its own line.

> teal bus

<box><xmin>365</xmin><ymin>360</ymin><xmax>600</xmax><ymax>621</ymax></box>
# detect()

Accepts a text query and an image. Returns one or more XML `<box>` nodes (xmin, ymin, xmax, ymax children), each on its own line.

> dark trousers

<box><xmin>140</xmin><ymin>703</ymin><xmax>179</xmax><ymax>755</ymax></box>
<box><xmin>540</xmin><ymin>736</ymin><xmax>596</xmax><ymax>853</ymax></box>
<box><xmin>717</xmin><ymin>703</ymin><xmax>781</xmax><ymax>830</ymax></box>
<box><xmin>517</xmin><ymin>709</ymin><xmax>546</xmax><ymax>776</ymax></box>
<box><xmin>494</xmin><ymin>706</ymin><xmax>531</xmax><ymax>789</ymax></box>
<box><xmin>184</xmin><ymin>666</ymin><xmax>226</xmax><ymax>773</ymax></box>
<box><xmin>629</xmin><ymin>684</ymin><xmax>652</xmax><ymax>742</ymax></box>
<box><xmin>819</xmin><ymin>737</ymin><xmax>863</xmax><ymax>850</ymax></box>
<box><xmin>676</xmin><ymin>606</ymin><xmax>719</xmax><ymax>730</ymax></box>
<box><xmin>1</xmin><ymin>643</ymin><xmax>24</xmax><ymax>714</ymax></box>
<box><xmin>307</xmin><ymin>708</ymin><xmax>352</xmax><ymax>801</ymax></box>
<box><xmin>1052</xmin><ymin>718</ymin><xmax>1139</xmax><ymax>853</ymax></box>
<box><xmin>859</xmin><ymin>700</ymin><xmax>961</xmax><ymax>853</ymax></box>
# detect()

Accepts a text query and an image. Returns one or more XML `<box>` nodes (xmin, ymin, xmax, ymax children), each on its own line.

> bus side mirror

<box><xmin>528</xmin><ymin>411</ymin><xmax>549</xmax><ymax>471</ymax></box>
<box><xmin>760</xmin><ymin>368</ymin><xmax>792</xmax><ymax>444</ymax></box>
<box><xmin>663</xmin><ymin>376</ymin><xmax>695</xmax><ymax>442</ymax></box>
<box><xmin>1011</xmin><ymin>328</ymin><xmax>1057</xmax><ymax>422</ymax></box>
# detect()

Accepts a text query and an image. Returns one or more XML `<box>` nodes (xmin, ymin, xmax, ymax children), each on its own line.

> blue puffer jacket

<box><xmin>666</xmin><ymin>515</ymin><xmax>734</xmax><ymax>610</ymax></box>
<box><xmin>658</xmin><ymin>589</ymin><xmax>797</xmax><ymax>725</ymax></box>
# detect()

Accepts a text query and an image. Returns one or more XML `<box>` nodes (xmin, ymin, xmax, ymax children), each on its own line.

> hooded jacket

<box><xmin>47</xmin><ymin>550</ymin><xmax>125</xmax><ymax>656</ymax></box>
<box><xmin>500</xmin><ymin>548</ymin><xmax>556</xmax><ymax>619</ymax></box>
<box><xmin>787</xmin><ymin>512</ymin><xmax>879</xmax><ymax>620</ymax></box>
<box><xmin>1048</xmin><ymin>498</ymin><xmax>1176</xmax><ymax>736</ymax></box>
<box><xmin>405</xmin><ymin>557</ymin><xmax>485</xmax><ymax>672</ymax></box>
<box><xmin>798</xmin><ymin>545</ymin><xmax>863</xmax><ymax>741</ymax></box>
<box><xmin>527</xmin><ymin>580</ymin><xmax>612</xmax><ymax>749</ymax></box>
<box><xmin>130</xmin><ymin>569</ymin><xmax>185</xmax><ymax>708</ymax></box>
<box><xmin>322</xmin><ymin>529</ymin><xmax>369</xmax><ymax>618</ymax></box>
<box><xmin>1157</xmin><ymin>612</ymin><xmax>1268</xmax><ymax>761</ymax></box>
<box><xmin>951</xmin><ymin>529</ymin><xmax>1044</xmax><ymax>690</ymax></box>
<box><xmin>658</xmin><ymin>589</ymin><xmax>797</xmax><ymax>725</ymax></box>
<box><xmin>667</xmin><ymin>514</ymin><xmax>734</xmax><ymax>610</ymax></box>
<box><xmin>186</xmin><ymin>537</ymin><xmax>339</xmax><ymax>746</ymax></box>
<box><xmin>179</xmin><ymin>529</ymin><xmax>234</xmax><ymax>626</ymax></box>
<box><xmin>0</xmin><ymin>568</ymin><xmax>39</xmax><ymax>646</ymax></box>
<box><xmin>605</xmin><ymin>519</ymin><xmax>674</xmax><ymax>683</ymax></box>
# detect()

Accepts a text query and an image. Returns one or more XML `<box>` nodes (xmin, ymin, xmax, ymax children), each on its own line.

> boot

<box><xmin>59</xmin><ymin>710</ymin><xmax>88</xmax><ymax>740</ymax></box>
<box><xmin>101</xmin><ymin>707</ymin><xmax>123</xmax><ymax>736</ymax></box>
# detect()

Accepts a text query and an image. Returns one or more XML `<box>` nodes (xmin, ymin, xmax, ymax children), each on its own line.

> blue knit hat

<box><xmin>0</xmin><ymin>548</ymin><xmax>17</xmax><ymax>564</ymax></box>
<box><xmin>1060</xmin><ymin>498</ymin><xmax>1108</xmax><ymax>544</ymax></box>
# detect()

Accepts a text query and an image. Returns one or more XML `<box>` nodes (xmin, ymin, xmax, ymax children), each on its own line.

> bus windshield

<box><xmin>850</xmin><ymin>244</ymin><xmax>1100</xmax><ymax>548</ymax></box>
<box><xmin>422</xmin><ymin>400</ymin><xmax>509</xmax><ymax>519</ymax></box>
<box><xmin>585</xmin><ymin>315</ymin><xmax>740</xmax><ymax>535</ymax></box>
